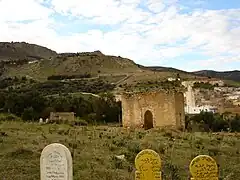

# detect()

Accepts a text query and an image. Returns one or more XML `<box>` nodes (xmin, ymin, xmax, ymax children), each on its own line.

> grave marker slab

<box><xmin>135</xmin><ymin>149</ymin><xmax>162</xmax><ymax>180</ymax></box>
<box><xmin>40</xmin><ymin>143</ymin><xmax>73</xmax><ymax>180</ymax></box>
<box><xmin>189</xmin><ymin>155</ymin><xmax>218</xmax><ymax>180</ymax></box>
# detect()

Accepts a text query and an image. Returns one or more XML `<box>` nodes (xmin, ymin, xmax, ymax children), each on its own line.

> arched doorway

<box><xmin>144</xmin><ymin>110</ymin><xmax>153</xmax><ymax>130</ymax></box>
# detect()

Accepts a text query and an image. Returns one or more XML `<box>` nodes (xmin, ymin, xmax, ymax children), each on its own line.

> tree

<box><xmin>176</xmin><ymin>73</ymin><xmax>180</xmax><ymax>79</ymax></box>
<box><xmin>0</xmin><ymin>91</ymin><xmax>5</xmax><ymax>109</ymax></box>
<box><xmin>212</xmin><ymin>115</ymin><xmax>228</xmax><ymax>132</ymax></box>
<box><xmin>93</xmin><ymin>93</ymin><xmax>121</xmax><ymax>123</ymax></box>
<box><xmin>188</xmin><ymin>111</ymin><xmax>228</xmax><ymax>132</ymax></box>
<box><xmin>22</xmin><ymin>107</ymin><xmax>35</xmax><ymax>121</ymax></box>
<box><xmin>230</xmin><ymin>114</ymin><xmax>240</xmax><ymax>132</ymax></box>
<box><xmin>41</xmin><ymin>107</ymin><xmax>55</xmax><ymax>119</ymax></box>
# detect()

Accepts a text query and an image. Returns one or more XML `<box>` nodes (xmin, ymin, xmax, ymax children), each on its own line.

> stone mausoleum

<box><xmin>119</xmin><ymin>91</ymin><xmax>185</xmax><ymax>130</ymax></box>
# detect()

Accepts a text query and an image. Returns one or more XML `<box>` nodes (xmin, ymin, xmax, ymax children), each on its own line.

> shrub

<box><xmin>193</xmin><ymin>82</ymin><xmax>215</xmax><ymax>90</ymax></box>
<box><xmin>74</xmin><ymin>118</ymin><xmax>88</xmax><ymax>126</ymax></box>
<box><xmin>0</xmin><ymin>113</ymin><xmax>20</xmax><ymax>121</ymax></box>
<box><xmin>21</xmin><ymin>107</ymin><xmax>35</xmax><ymax>121</ymax></box>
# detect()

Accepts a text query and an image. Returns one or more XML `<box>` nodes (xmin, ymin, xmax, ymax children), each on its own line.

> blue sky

<box><xmin>0</xmin><ymin>0</ymin><xmax>239</xmax><ymax>71</ymax></box>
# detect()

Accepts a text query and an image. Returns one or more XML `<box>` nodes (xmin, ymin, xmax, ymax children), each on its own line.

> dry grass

<box><xmin>3</xmin><ymin>54</ymin><xmax>141</xmax><ymax>81</ymax></box>
<box><xmin>0</xmin><ymin>121</ymin><xmax>240</xmax><ymax>180</ymax></box>
<box><xmin>3</xmin><ymin>52</ymin><xmax>198</xmax><ymax>84</ymax></box>
<box><xmin>224</xmin><ymin>80</ymin><xmax>240</xmax><ymax>87</ymax></box>
<box><xmin>117</xmin><ymin>71</ymin><xmax>196</xmax><ymax>86</ymax></box>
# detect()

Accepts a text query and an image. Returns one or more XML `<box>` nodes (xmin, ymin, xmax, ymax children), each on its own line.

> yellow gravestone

<box><xmin>189</xmin><ymin>155</ymin><xmax>219</xmax><ymax>180</ymax></box>
<box><xmin>135</xmin><ymin>149</ymin><xmax>162</xmax><ymax>180</ymax></box>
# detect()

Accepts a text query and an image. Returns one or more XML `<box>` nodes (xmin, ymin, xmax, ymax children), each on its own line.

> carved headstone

<box><xmin>189</xmin><ymin>155</ymin><xmax>218</xmax><ymax>180</ymax></box>
<box><xmin>135</xmin><ymin>149</ymin><xmax>162</xmax><ymax>180</ymax></box>
<box><xmin>40</xmin><ymin>143</ymin><xmax>73</xmax><ymax>180</ymax></box>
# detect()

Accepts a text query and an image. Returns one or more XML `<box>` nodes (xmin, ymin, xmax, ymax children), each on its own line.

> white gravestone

<box><xmin>39</xmin><ymin>118</ymin><xmax>43</xmax><ymax>124</ymax></box>
<box><xmin>46</xmin><ymin>118</ymin><xmax>49</xmax><ymax>123</ymax></box>
<box><xmin>40</xmin><ymin>143</ymin><xmax>73</xmax><ymax>180</ymax></box>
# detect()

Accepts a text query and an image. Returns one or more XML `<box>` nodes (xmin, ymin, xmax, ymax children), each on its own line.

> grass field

<box><xmin>0</xmin><ymin>121</ymin><xmax>240</xmax><ymax>180</ymax></box>
<box><xmin>224</xmin><ymin>80</ymin><xmax>240</xmax><ymax>87</ymax></box>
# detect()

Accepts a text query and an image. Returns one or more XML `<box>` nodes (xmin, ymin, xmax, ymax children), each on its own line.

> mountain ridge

<box><xmin>193</xmin><ymin>70</ymin><xmax>240</xmax><ymax>82</ymax></box>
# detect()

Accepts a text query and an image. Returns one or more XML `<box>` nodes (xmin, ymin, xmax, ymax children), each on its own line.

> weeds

<box><xmin>163</xmin><ymin>162</ymin><xmax>181</xmax><ymax>180</ymax></box>
<box><xmin>0</xmin><ymin>122</ymin><xmax>240</xmax><ymax>180</ymax></box>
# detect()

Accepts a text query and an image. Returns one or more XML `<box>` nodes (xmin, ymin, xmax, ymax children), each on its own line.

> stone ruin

<box><xmin>49</xmin><ymin>112</ymin><xmax>75</xmax><ymax>123</ymax></box>
<box><xmin>118</xmin><ymin>90</ymin><xmax>185</xmax><ymax>130</ymax></box>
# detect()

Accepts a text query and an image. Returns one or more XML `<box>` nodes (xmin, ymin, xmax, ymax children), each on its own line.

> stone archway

<box><xmin>144</xmin><ymin>110</ymin><xmax>153</xmax><ymax>130</ymax></box>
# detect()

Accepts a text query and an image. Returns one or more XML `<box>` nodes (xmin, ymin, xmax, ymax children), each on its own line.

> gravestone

<box><xmin>39</xmin><ymin>118</ymin><xmax>43</xmax><ymax>124</ymax></box>
<box><xmin>135</xmin><ymin>149</ymin><xmax>162</xmax><ymax>180</ymax></box>
<box><xmin>189</xmin><ymin>155</ymin><xmax>218</xmax><ymax>180</ymax></box>
<box><xmin>40</xmin><ymin>143</ymin><xmax>73</xmax><ymax>180</ymax></box>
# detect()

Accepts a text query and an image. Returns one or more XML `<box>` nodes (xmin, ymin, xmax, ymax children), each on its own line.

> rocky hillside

<box><xmin>0</xmin><ymin>42</ymin><xmax>144</xmax><ymax>80</ymax></box>
<box><xmin>0</xmin><ymin>42</ymin><xmax>57</xmax><ymax>62</ymax></box>
<box><xmin>3</xmin><ymin>41</ymin><xmax>238</xmax><ymax>85</ymax></box>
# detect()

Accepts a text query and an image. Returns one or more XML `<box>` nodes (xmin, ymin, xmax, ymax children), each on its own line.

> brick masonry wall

<box><xmin>120</xmin><ymin>91</ymin><xmax>185</xmax><ymax>129</ymax></box>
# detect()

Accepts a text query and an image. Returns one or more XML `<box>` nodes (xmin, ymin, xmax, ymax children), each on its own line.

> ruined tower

<box><xmin>119</xmin><ymin>91</ymin><xmax>185</xmax><ymax>130</ymax></box>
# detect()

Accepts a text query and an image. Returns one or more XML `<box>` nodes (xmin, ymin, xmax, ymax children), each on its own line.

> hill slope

<box><xmin>0</xmin><ymin>42</ymin><xmax>195</xmax><ymax>82</ymax></box>
<box><xmin>2</xmin><ymin>50</ymin><xmax>143</xmax><ymax>80</ymax></box>
<box><xmin>0</xmin><ymin>41</ymin><xmax>207</xmax><ymax>83</ymax></box>
<box><xmin>193</xmin><ymin>70</ymin><xmax>240</xmax><ymax>82</ymax></box>
<box><xmin>0</xmin><ymin>42</ymin><xmax>57</xmax><ymax>62</ymax></box>
<box><xmin>143</xmin><ymin>66</ymin><xmax>194</xmax><ymax>75</ymax></box>
<box><xmin>144</xmin><ymin>66</ymin><xmax>240</xmax><ymax>83</ymax></box>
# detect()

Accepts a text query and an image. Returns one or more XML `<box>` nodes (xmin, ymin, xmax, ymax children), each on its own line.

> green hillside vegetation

<box><xmin>1</xmin><ymin>76</ymin><xmax>240</xmax><ymax>133</ymax></box>
<box><xmin>192</xmin><ymin>82</ymin><xmax>216</xmax><ymax>90</ymax></box>
<box><xmin>0</xmin><ymin>76</ymin><xmax>120</xmax><ymax>123</ymax></box>
<box><xmin>223</xmin><ymin>80</ymin><xmax>240</xmax><ymax>87</ymax></box>
<box><xmin>0</xmin><ymin>76</ymin><xmax>186</xmax><ymax>123</ymax></box>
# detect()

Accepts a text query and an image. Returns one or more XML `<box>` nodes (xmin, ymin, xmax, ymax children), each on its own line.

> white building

<box><xmin>226</xmin><ymin>95</ymin><xmax>239</xmax><ymax>100</ymax></box>
<box><xmin>167</xmin><ymin>77</ymin><xmax>180</xmax><ymax>81</ymax></box>
<box><xmin>184</xmin><ymin>85</ymin><xmax>196</xmax><ymax>107</ymax></box>
<box><xmin>185</xmin><ymin>105</ymin><xmax>217</xmax><ymax>114</ymax></box>
<box><xmin>182</xmin><ymin>81</ymin><xmax>217</xmax><ymax>114</ymax></box>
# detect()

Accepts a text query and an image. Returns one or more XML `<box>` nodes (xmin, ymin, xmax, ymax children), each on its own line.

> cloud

<box><xmin>189</xmin><ymin>54</ymin><xmax>240</xmax><ymax>71</ymax></box>
<box><xmin>0</xmin><ymin>0</ymin><xmax>52</xmax><ymax>22</ymax></box>
<box><xmin>0</xmin><ymin>0</ymin><xmax>239</xmax><ymax>71</ymax></box>
<box><xmin>146</xmin><ymin>0</ymin><xmax>166</xmax><ymax>13</ymax></box>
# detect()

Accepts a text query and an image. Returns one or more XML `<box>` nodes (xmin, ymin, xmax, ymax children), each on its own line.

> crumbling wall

<box><xmin>49</xmin><ymin>112</ymin><xmax>75</xmax><ymax>123</ymax></box>
<box><xmin>174</xmin><ymin>92</ymin><xmax>185</xmax><ymax>129</ymax></box>
<box><xmin>121</xmin><ymin>91</ymin><xmax>185</xmax><ymax>129</ymax></box>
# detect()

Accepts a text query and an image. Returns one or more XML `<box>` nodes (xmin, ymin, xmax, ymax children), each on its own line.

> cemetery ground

<box><xmin>0</xmin><ymin>121</ymin><xmax>240</xmax><ymax>180</ymax></box>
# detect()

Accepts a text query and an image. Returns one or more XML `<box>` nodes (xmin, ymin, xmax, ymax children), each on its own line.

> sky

<box><xmin>0</xmin><ymin>0</ymin><xmax>239</xmax><ymax>72</ymax></box>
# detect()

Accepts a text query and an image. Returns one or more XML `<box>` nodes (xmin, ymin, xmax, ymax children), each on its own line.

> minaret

<box><xmin>185</xmin><ymin>84</ymin><xmax>196</xmax><ymax>113</ymax></box>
